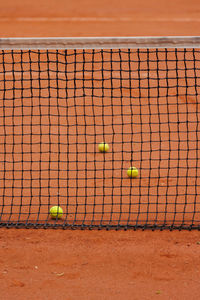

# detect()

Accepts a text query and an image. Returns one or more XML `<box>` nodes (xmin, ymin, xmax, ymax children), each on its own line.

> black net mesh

<box><xmin>0</xmin><ymin>48</ymin><xmax>200</xmax><ymax>229</ymax></box>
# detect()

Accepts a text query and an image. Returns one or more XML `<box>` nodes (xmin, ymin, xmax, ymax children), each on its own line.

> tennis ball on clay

<box><xmin>98</xmin><ymin>143</ymin><xmax>109</xmax><ymax>153</ymax></box>
<box><xmin>127</xmin><ymin>167</ymin><xmax>139</xmax><ymax>178</ymax></box>
<box><xmin>50</xmin><ymin>206</ymin><xmax>63</xmax><ymax>219</ymax></box>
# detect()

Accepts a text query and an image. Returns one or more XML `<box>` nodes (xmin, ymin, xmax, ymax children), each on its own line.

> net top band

<box><xmin>0</xmin><ymin>36</ymin><xmax>200</xmax><ymax>50</ymax></box>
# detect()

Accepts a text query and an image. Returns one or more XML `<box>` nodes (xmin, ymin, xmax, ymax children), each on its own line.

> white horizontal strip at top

<box><xmin>0</xmin><ymin>36</ymin><xmax>200</xmax><ymax>50</ymax></box>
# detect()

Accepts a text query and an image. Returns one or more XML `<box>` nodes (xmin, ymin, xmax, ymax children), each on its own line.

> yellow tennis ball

<box><xmin>127</xmin><ymin>167</ymin><xmax>138</xmax><ymax>178</ymax></box>
<box><xmin>50</xmin><ymin>206</ymin><xmax>63</xmax><ymax>219</ymax></box>
<box><xmin>98</xmin><ymin>143</ymin><xmax>109</xmax><ymax>153</ymax></box>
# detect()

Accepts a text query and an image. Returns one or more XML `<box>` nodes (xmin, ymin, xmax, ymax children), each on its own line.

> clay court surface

<box><xmin>1</xmin><ymin>0</ymin><xmax>200</xmax><ymax>299</ymax></box>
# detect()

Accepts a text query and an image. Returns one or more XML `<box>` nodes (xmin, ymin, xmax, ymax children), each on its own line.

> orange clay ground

<box><xmin>1</xmin><ymin>0</ymin><xmax>200</xmax><ymax>299</ymax></box>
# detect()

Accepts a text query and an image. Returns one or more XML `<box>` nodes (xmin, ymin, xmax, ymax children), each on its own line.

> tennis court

<box><xmin>1</xmin><ymin>1</ymin><xmax>200</xmax><ymax>299</ymax></box>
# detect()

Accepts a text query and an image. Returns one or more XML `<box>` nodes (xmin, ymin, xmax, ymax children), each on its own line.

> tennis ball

<box><xmin>127</xmin><ymin>167</ymin><xmax>138</xmax><ymax>178</ymax></box>
<box><xmin>98</xmin><ymin>142</ymin><xmax>109</xmax><ymax>153</ymax></box>
<box><xmin>50</xmin><ymin>206</ymin><xmax>63</xmax><ymax>219</ymax></box>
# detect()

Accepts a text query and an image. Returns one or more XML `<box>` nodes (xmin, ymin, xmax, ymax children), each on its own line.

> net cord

<box><xmin>1</xmin><ymin>36</ymin><xmax>200</xmax><ymax>50</ymax></box>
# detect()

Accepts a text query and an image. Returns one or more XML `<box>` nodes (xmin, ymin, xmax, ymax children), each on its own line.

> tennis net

<box><xmin>0</xmin><ymin>37</ymin><xmax>200</xmax><ymax>230</ymax></box>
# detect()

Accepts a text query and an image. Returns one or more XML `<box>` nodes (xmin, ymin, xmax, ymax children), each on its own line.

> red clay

<box><xmin>1</xmin><ymin>229</ymin><xmax>200</xmax><ymax>300</ymax></box>
<box><xmin>0</xmin><ymin>0</ymin><xmax>200</xmax><ymax>37</ymax></box>
<box><xmin>1</xmin><ymin>0</ymin><xmax>200</xmax><ymax>299</ymax></box>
